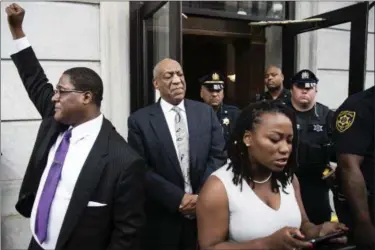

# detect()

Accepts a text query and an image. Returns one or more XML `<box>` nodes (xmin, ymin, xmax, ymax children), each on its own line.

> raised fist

<box><xmin>5</xmin><ymin>3</ymin><xmax>25</xmax><ymax>39</ymax></box>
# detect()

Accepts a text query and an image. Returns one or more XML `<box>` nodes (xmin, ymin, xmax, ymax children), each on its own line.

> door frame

<box><xmin>130</xmin><ymin>2</ymin><xmax>372</xmax><ymax>112</ymax></box>
<box><xmin>281</xmin><ymin>2</ymin><xmax>370</xmax><ymax>95</ymax></box>
<box><xmin>129</xmin><ymin>1</ymin><xmax>295</xmax><ymax>112</ymax></box>
<box><xmin>129</xmin><ymin>1</ymin><xmax>182</xmax><ymax>112</ymax></box>
<box><xmin>182</xmin><ymin>2</ymin><xmax>295</xmax><ymax>22</ymax></box>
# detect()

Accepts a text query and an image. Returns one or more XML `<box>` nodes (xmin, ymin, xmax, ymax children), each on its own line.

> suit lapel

<box><xmin>20</xmin><ymin>121</ymin><xmax>68</xmax><ymax>217</ymax></box>
<box><xmin>185</xmin><ymin>100</ymin><xmax>199</xmax><ymax>171</ymax></box>
<box><xmin>34</xmin><ymin>122</ymin><xmax>68</xmax><ymax>185</ymax></box>
<box><xmin>55</xmin><ymin>118</ymin><xmax>111</xmax><ymax>249</ymax></box>
<box><xmin>149</xmin><ymin>103</ymin><xmax>184</xmax><ymax>182</ymax></box>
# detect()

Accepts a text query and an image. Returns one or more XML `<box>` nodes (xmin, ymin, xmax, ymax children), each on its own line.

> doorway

<box><xmin>182</xmin><ymin>16</ymin><xmax>266</xmax><ymax>108</ymax></box>
<box><xmin>130</xmin><ymin>2</ymin><xmax>370</xmax><ymax>112</ymax></box>
<box><xmin>183</xmin><ymin>34</ymin><xmax>230</xmax><ymax>103</ymax></box>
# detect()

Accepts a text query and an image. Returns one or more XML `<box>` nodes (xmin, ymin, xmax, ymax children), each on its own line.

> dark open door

<box><xmin>280</xmin><ymin>2</ymin><xmax>370</xmax><ymax>95</ymax></box>
<box><xmin>130</xmin><ymin>1</ymin><xmax>182</xmax><ymax>112</ymax></box>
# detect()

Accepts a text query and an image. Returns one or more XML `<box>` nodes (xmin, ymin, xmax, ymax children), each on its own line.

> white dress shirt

<box><xmin>160</xmin><ymin>98</ymin><xmax>192</xmax><ymax>194</ymax></box>
<box><xmin>31</xmin><ymin>114</ymin><xmax>103</xmax><ymax>249</ymax></box>
<box><xmin>13</xmin><ymin>36</ymin><xmax>103</xmax><ymax>249</ymax></box>
<box><xmin>13</xmin><ymin>36</ymin><xmax>30</xmax><ymax>53</ymax></box>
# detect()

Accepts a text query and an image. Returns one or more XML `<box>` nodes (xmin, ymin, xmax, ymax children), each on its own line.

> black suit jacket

<box><xmin>11</xmin><ymin>47</ymin><xmax>145</xmax><ymax>250</ymax></box>
<box><xmin>127</xmin><ymin>99</ymin><xmax>226</xmax><ymax>247</ymax></box>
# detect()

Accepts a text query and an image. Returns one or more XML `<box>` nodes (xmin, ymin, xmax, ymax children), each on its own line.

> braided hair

<box><xmin>227</xmin><ymin>100</ymin><xmax>298</xmax><ymax>193</ymax></box>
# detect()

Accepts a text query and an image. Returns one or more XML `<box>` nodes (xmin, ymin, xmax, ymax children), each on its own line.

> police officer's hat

<box><xmin>199</xmin><ymin>72</ymin><xmax>225</xmax><ymax>91</ymax></box>
<box><xmin>291</xmin><ymin>69</ymin><xmax>319</xmax><ymax>88</ymax></box>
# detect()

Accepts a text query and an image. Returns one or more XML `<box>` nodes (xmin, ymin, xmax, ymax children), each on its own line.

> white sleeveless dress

<box><xmin>212</xmin><ymin>164</ymin><xmax>302</xmax><ymax>243</ymax></box>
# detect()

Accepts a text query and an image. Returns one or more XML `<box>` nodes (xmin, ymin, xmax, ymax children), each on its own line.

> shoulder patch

<box><xmin>336</xmin><ymin>110</ymin><xmax>356</xmax><ymax>133</ymax></box>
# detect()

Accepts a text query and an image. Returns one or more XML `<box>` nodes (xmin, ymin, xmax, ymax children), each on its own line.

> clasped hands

<box><xmin>179</xmin><ymin>193</ymin><xmax>198</xmax><ymax>215</ymax></box>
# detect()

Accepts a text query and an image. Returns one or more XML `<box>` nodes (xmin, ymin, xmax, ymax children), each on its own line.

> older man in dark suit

<box><xmin>6</xmin><ymin>4</ymin><xmax>145</xmax><ymax>250</ymax></box>
<box><xmin>127</xmin><ymin>58</ymin><xmax>226</xmax><ymax>250</ymax></box>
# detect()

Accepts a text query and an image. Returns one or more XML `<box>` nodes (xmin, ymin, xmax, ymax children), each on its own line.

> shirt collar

<box><xmin>160</xmin><ymin>98</ymin><xmax>185</xmax><ymax>113</ymax></box>
<box><xmin>68</xmin><ymin>113</ymin><xmax>103</xmax><ymax>144</ymax></box>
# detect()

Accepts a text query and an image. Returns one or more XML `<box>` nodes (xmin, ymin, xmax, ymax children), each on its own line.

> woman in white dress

<box><xmin>197</xmin><ymin>100</ymin><xmax>348</xmax><ymax>250</ymax></box>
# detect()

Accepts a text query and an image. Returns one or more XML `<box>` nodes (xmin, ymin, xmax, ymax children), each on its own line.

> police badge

<box><xmin>313</xmin><ymin>124</ymin><xmax>323</xmax><ymax>132</ymax></box>
<box><xmin>212</xmin><ymin>73</ymin><xmax>220</xmax><ymax>81</ymax></box>
<box><xmin>301</xmin><ymin>71</ymin><xmax>309</xmax><ymax>79</ymax></box>
<box><xmin>222</xmin><ymin>117</ymin><xmax>230</xmax><ymax>125</ymax></box>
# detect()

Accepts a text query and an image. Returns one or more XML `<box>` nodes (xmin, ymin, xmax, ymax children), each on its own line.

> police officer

<box><xmin>199</xmin><ymin>72</ymin><xmax>240</xmax><ymax>145</ymax></box>
<box><xmin>333</xmin><ymin>86</ymin><xmax>374</xmax><ymax>249</ymax></box>
<box><xmin>288</xmin><ymin>69</ymin><xmax>336</xmax><ymax>225</ymax></box>
<box><xmin>254</xmin><ymin>65</ymin><xmax>291</xmax><ymax>104</ymax></box>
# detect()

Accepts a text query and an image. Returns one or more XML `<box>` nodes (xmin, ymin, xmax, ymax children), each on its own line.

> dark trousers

<box><xmin>141</xmin><ymin>217</ymin><xmax>198</xmax><ymax>250</ymax></box>
<box><xmin>179</xmin><ymin>218</ymin><xmax>199</xmax><ymax>250</ymax></box>
<box><xmin>300</xmin><ymin>181</ymin><xmax>332</xmax><ymax>224</ymax></box>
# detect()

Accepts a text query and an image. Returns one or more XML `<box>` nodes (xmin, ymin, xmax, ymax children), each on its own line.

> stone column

<box><xmin>100</xmin><ymin>2</ymin><xmax>131</xmax><ymax>139</ymax></box>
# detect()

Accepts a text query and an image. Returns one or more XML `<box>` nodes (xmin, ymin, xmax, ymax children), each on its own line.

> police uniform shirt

<box><xmin>263</xmin><ymin>88</ymin><xmax>291</xmax><ymax>102</ymax></box>
<box><xmin>333</xmin><ymin>86</ymin><xmax>374</xmax><ymax>195</ymax></box>
<box><xmin>216</xmin><ymin>103</ymin><xmax>240</xmax><ymax>144</ymax></box>
<box><xmin>254</xmin><ymin>87</ymin><xmax>291</xmax><ymax>104</ymax></box>
<box><xmin>290</xmin><ymin>103</ymin><xmax>334</xmax><ymax>177</ymax></box>
<box><xmin>199</xmin><ymin>72</ymin><xmax>240</xmax><ymax>144</ymax></box>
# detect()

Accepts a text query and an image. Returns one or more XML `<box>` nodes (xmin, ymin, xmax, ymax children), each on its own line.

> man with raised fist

<box><xmin>5</xmin><ymin>3</ymin><xmax>146</xmax><ymax>250</ymax></box>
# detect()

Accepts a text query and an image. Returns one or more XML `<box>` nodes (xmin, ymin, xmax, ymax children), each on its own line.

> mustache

<box><xmin>171</xmin><ymin>86</ymin><xmax>184</xmax><ymax>90</ymax></box>
<box><xmin>170</xmin><ymin>87</ymin><xmax>185</xmax><ymax>94</ymax></box>
<box><xmin>170</xmin><ymin>83</ymin><xmax>184</xmax><ymax>89</ymax></box>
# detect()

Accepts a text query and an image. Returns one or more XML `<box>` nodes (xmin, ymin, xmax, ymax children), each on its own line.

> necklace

<box><xmin>252</xmin><ymin>173</ymin><xmax>272</xmax><ymax>184</ymax></box>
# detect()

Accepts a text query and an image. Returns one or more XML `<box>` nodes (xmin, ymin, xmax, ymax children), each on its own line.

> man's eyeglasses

<box><xmin>53</xmin><ymin>88</ymin><xmax>86</xmax><ymax>96</ymax></box>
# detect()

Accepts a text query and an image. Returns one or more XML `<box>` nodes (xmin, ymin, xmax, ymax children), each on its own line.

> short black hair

<box><xmin>63</xmin><ymin>67</ymin><xmax>103</xmax><ymax>107</ymax></box>
<box><xmin>227</xmin><ymin>100</ymin><xmax>298</xmax><ymax>193</ymax></box>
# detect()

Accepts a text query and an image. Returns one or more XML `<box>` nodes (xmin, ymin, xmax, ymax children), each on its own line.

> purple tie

<box><xmin>35</xmin><ymin>130</ymin><xmax>72</xmax><ymax>243</ymax></box>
